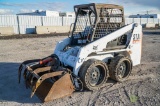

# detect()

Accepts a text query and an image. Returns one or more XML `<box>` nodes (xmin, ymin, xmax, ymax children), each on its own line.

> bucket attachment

<box><xmin>18</xmin><ymin>55</ymin><xmax>75</xmax><ymax>102</ymax></box>
<box><xmin>32</xmin><ymin>71</ymin><xmax>75</xmax><ymax>102</ymax></box>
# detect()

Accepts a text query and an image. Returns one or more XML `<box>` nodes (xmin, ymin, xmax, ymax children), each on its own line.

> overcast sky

<box><xmin>0</xmin><ymin>0</ymin><xmax>159</xmax><ymax>15</ymax></box>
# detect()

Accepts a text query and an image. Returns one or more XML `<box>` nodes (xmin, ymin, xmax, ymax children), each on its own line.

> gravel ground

<box><xmin>0</xmin><ymin>32</ymin><xmax>160</xmax><ymax>106</ymax></box>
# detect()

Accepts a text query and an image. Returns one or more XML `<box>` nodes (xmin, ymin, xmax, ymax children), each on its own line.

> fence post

<box><xmin>132</xmin><ymin>18</ymin><xmax>134</xmax><ymax>23</ymax></box>
<box><xmin>41</xmin><ymin>16</ymin><xmax>43</xmax><ymax>26</ymax></box>
<box><xmin>62</xmin><ymin>16</ymin><xmax>64</xmax><ymax>26</ymax></box>
<box><xmin>16</xmin><ymin>15</ymin><xmax>20</xmax><ymax>34</ymax></box>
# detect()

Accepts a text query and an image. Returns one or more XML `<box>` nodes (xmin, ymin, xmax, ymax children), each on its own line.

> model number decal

<box><xmin>133</xmin><ymin>34</ymin><xmax>140</xmax><ymax>43</ymax></box>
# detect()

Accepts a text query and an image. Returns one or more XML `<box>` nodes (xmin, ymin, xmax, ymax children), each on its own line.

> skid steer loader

<box><xmin>18</xmin><ymin>3</ymin><xmax>142</xmax><ymax>102</ymax></box>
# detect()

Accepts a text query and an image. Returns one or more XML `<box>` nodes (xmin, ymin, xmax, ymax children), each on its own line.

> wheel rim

<box><xmin>117</xmin><ymin>61</ymin><xmax>127</xmax><ymax>78</ymax></box>
<box><xmin>87</xmin><ymin>65</ymin><xmax>106</xmax><ymax>87</ymax></box>
<box><xmin>89</xmin><ymin>66</ymin><xmax>100</xmax><ymax>86</ymax></box>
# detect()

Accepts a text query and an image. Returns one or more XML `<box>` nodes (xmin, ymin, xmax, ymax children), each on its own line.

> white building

<box><xmin>59</xmin><ymin>12</ymin><xmax>75</xmax><ymax>17</ymax></box>
<box><xmin>66</xmin><ymin>12</ymin><xmax>75</xmax><ymax>17</ymax></box>
<box><xmin>129</xmin><ymin>14</ymin><xmax>160</xmax><ymax>19</ymax></box>
<box><xmin>17</xmin><ymin>10</ymin><xmax>59</xmax><ymax>17</ymax></box>
<box><xmin>45</xmin><ymin>11</ymin><xmax>59</xmax><ymax>16</ymax></box>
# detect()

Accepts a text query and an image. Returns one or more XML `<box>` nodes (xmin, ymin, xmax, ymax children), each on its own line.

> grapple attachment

<box><xmin>18</xmin><ymin>55</ymin><xmax>75</xmax><ymax>102</ymax></box>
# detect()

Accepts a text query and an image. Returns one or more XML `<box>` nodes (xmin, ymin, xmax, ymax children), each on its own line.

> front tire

<box><xmin>79</xmin><ymin>59</ymin><xmax>109</xmax><ymax>90</ymax></box>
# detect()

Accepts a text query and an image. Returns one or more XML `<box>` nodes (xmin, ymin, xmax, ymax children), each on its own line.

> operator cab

<box><xmin>70</xmin><ymin>3</ymin><xmax>126</xmax><ymax>48</ymax></box>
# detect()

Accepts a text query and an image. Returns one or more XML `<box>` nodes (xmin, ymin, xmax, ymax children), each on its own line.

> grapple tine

<box><xmin>30</xmin><ymin>76</ymin><xmax>34</xmax><ymax>87</ymax></box>
<box><xmin>23</xmin><ymin>68</ymin><xmax>28</xmax><ymax>79</ymax></box>
<box><xmin>33</xmin><ymin>67</ymin><xmax>51</xmax><ymax>75</ymax></box>
<box><xmin>20</xmin><ymin>59</ymin><xmax>41</xmax><ymax>79</ymax></box>
<box><xmin>25</xmin><ymin>73</ymin><xmax>29</xmax><ymax>89</ymax></box>
<box><xmin>18</xmin><ymin>64</ymin><xmax>23</xmax><ymax>83</ymax></box>
<box><xmin>30</xmin><ymin>67</ymin><xmax>50</xmax><ymax>84</ymax></box>
<box><xmin>25</xmin><ymin>72</ymin><xmax>31</xmax><ymax>89</ymax></box>
<box><xmin>31</xmin><ymin>85</ymin><xmax>36</xmax><ymax>98</ymax></box>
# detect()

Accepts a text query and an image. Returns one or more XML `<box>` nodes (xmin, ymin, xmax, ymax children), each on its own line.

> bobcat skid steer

<box><xmin>18</xmin><ymin>3</ymin><xmax>142</xmax><ymax>102</ymax></box>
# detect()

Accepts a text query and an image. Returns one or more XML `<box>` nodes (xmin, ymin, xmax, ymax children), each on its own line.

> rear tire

<box><xmin>79</xmin><ymin>59</ymin><xmax>109</xmax><ymax>90</ymax></box>
<box><xmin>109</xmin><ymin>56</ymin><xmax>132</xmax><ymax>82</ymax></box>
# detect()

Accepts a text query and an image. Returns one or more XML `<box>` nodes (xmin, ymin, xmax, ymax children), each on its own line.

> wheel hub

<box><xmin>92</xmin><ymin>71</ymin><xmax>98</xmax><ymax>79</ymax></box>
<box><xmin>89</xmin><ymin>67</ymin><xmax>100</xmax><ymax>86</ymax></box>
<box><xmin>118</xmin><ymin>62</ymin><xmax>126</xmax><ymax>78</ymax></box>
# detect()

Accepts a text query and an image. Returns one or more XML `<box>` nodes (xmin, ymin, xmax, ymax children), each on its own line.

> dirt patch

<box><xmin>0</xmin><ymin>33</ymin><xmax>160</xmax><ymax>106</ymax></box>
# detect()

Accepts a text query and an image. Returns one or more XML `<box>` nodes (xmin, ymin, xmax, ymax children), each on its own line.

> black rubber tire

<box><xmin>79</xmin><ymin>59</ymin><xmax>109</xmax><ymax>91</ymax></box>
<box><xmin>109</xmin><ymin>56</ymin><xmax>132</xmax><ymax>82</ymax></box>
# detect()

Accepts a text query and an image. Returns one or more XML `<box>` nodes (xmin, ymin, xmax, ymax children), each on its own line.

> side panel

<box><xmin>128</xmin><ymin>24</ymin><xmax>142</xmax><ymax>66</ymax></box>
